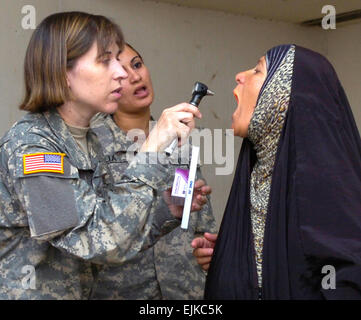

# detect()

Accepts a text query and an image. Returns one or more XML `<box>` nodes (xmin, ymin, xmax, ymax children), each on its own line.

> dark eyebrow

<box><xmin>130</xmin><ymin>55</ymin><xmax>142</xmax><ymax>63</ymax></box>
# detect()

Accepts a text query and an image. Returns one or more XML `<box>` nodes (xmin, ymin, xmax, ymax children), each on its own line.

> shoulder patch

<box><xmin>23</xmin><ymin>153</ymin><xmax>66</xmax><ymax>175</ymax></box>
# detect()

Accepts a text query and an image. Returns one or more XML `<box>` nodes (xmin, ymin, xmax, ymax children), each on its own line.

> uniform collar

<box><xmin>106</xmin><ymin>114</ymin><xmax>134</xmax><ymax>152</ymax></box>
<box><xmin>43</xmin><ymin>108</ymin><xmax>94</xmax><ymax>170</ymax></box>
<box><xmin>91</xmin><ymin>113</ymin><xmax>145</xmax><ymax>155</ymax></box>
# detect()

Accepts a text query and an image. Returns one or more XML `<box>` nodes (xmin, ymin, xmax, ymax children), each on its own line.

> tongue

<box><xmin>233</xmin><ymin>88</ymin><xmax>239</xmax><ymax>104</ymax></box>
<box><xmin>135</xmin><ymin>87</ymin><xmax>145</xmax><ymax>95</ymax></box>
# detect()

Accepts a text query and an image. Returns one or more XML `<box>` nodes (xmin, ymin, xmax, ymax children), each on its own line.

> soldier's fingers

<box><xmin>196</xmin><ymin>194</ymin><xmax>207</xmax><ymax>205</ymax></box>
<box><xmin>194</xmin><ymin>179</ymin><xmax>205</xmax><ymax>189</ymax></box>
<box><xmin>179</xmin><ymin>119</ymin><xmax>196</xmax><ymax>133</ymax></box>
<box><xmin>173</xmin><ymin>111</ymin><xmax>196</xmax><ymax>124</ymax></box>
<box><xmin>168</xmin><ymin>103</ymin><xmax>202</xmax><ymax>119</ymax></box>
<box><xmin>200</xmin><ymin>185</ymin><xmax>212</xmax><ymax>195</ymax></box>
<box><xmin>191</xmin><ymin>203</ymin><xmax>201</xmax><ymax>212</ymax></box>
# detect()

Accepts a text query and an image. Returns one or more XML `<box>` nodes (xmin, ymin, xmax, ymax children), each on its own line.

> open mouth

<box><xmin>233</xmin><ymin>88</ymin><xmax>240</xmax><ymax>104</ymax></box>
<box><xmin>111</xmin><ymin>88</ymin><xmax>122</xmax><ymax>94</ymax></box>
<box><xmin>134</xmin><ymin>86</ymin><xmax>148</xmax><ymax>97</ymax></box>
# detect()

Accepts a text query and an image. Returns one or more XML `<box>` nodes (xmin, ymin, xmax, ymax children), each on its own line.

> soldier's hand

<box><xmin>191</xmin><ymin>179</ymin><xmax>212</xmax><ymax>211</ymax></box>
<box><xmin>140</xmin><ymin>103</ymin><xmax>202</xmax><ymax>152</ymax></box>
<box><xmin>162</xmin><ymin>179</ymin><xmax>211</xmax><ymax>218</ymax></box>
<box><xmin>191</xmin><ymin>232</ymin><xmax>218</xmax><ymax>271</ymax></box>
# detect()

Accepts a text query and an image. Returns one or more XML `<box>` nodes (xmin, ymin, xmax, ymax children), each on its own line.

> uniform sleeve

<box><xmin>8</xmin><ymin>145</ymin><xmax>180</xmax><ymax>265</ymax></box>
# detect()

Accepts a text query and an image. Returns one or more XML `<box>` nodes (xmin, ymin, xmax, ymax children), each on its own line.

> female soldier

<box><xmin>193</xmin><ymin>44</ymin><xmax>361</xmax><ymax>299</ymax></box>
<box><xmin>0</xmin><ymin>11</ymin><xmax>203</xmax><ymax>299</ymax></box>
<box><xmin>90</xmin><ymin>44</ymin><xmax>217</xmax><ymax>299</ymax></box>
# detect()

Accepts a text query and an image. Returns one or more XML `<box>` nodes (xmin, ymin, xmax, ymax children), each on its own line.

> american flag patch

<box><xmin>23</xmin><ymin>153</ymin><xmax>66</xmax><ymax>175</ymax></box>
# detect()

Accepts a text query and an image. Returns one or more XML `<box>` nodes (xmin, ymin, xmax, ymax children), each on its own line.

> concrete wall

<box><xmin>326</xmin><ymin>21</ymin><xmax>361</xmax><ymax>132</ymax></box>
<box><xmin>0</xmin><ymin>0</ymin><xmax>359</xmax><ymax>227</ymax></box>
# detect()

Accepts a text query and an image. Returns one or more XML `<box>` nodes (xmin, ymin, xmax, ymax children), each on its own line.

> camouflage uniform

<box><xmin>90</xmin><ymin>113</ymin><xmax>217</xmax><ymax>300</ymax></box>
<box><xmin>0</xmin><ymin>108</ymin><xmax>180</xmax><ymax>299</ymax></box>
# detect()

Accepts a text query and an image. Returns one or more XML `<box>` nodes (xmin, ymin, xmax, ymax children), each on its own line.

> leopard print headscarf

<box><xmin>247</xmin><ymin>45</ymin><xmax>295</xmax><ymax>287</ymax></box>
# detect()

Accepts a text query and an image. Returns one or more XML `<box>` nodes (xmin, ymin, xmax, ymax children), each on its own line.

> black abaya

<box><xmin>205</xmin><ymin>46</ymin><xmax>361</xmax><ymax>300</ymax></box>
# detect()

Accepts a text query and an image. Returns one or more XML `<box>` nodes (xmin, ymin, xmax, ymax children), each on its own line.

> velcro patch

<box><xmin>23</xmin><ymin>153</ymin><xmax>66</xmax><ymax>175</ymax></box>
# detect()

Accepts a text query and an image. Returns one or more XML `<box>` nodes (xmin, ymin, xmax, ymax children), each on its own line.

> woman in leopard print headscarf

<box><xmin>197</xmin><ymin>44</ymin><xmax>361</xmax><ymax>299</ymax></box>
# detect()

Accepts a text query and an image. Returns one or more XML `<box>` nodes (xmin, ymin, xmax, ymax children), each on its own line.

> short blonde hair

<box><xmin>20</xmin><ymin>11</ymin><xmax>124</xmax><ymax>112</ymax></box>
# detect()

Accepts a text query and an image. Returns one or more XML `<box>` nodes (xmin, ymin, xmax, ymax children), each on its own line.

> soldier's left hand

<box><xmin>163</xmin><ymin>179</ymin><xmax>212</xmax><ymax>218</ymax></box>
<box><xmin>191</xmin><ymin>179</ymin><xmax>211</xmax><ymax>211</ymax></box>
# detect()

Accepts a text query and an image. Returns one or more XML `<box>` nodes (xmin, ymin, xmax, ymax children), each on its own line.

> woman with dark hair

<box><xmin>90</xmin><ymin>43</ymin><xmax>217</xmax><ymax>299</ymax></box>
<box><xmin>193</xmin><ymin>44</ymin><xmax>361</xmax><ymax>299</ymax></box>
<box><xmin>0</xmin><ymin>12</ymin><xmax>204</xmax><ymax>299</ymax></box>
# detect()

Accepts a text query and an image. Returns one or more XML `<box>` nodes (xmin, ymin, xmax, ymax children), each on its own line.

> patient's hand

<box><xmin>191</xmin><ymin>232</ymin><xmax>218</xmax><ymax>271</ymax></box>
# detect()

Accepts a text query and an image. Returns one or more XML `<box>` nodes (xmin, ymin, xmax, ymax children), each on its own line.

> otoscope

<box><xmin>164</xmin><ymin>82</ymin><xmax>214</xmax><ymax>156</ymax></box>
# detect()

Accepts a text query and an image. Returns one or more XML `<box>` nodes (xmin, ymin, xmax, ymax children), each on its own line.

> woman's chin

<box><xmin>132</xmin><ymin>103</ymin><xmax>151</xmax><ymax>113</ymax></box>
<box><xmin>130</xmin><ymin>96</ymin><xmax>153</xmax><ymax>112</ymax></box>
<box><xmin>231</xmin><ymin>127</ymin><xmax>246</xmax><ymax>138</ymax></box>
<box><xmin>102</xmin><ymin>102</ymin><xmax>119</xmax><ymax>115</ymax></box>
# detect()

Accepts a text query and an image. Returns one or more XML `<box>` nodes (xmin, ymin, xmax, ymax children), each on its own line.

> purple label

<box><xmin>175</xmin><ymin>168</ymin><xmax>189</xmax><ymax>181</ymax></box>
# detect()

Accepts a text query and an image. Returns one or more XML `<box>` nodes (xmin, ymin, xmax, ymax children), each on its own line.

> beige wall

<box><xmin>0</xmin><ymin>0</ymin><xmax>359</xmax><ymax>227</ymax></box>
<box><xmin>325</xmin><ymin>21</ymin><xmax>361</xmax><ymax>133</ymax></box>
